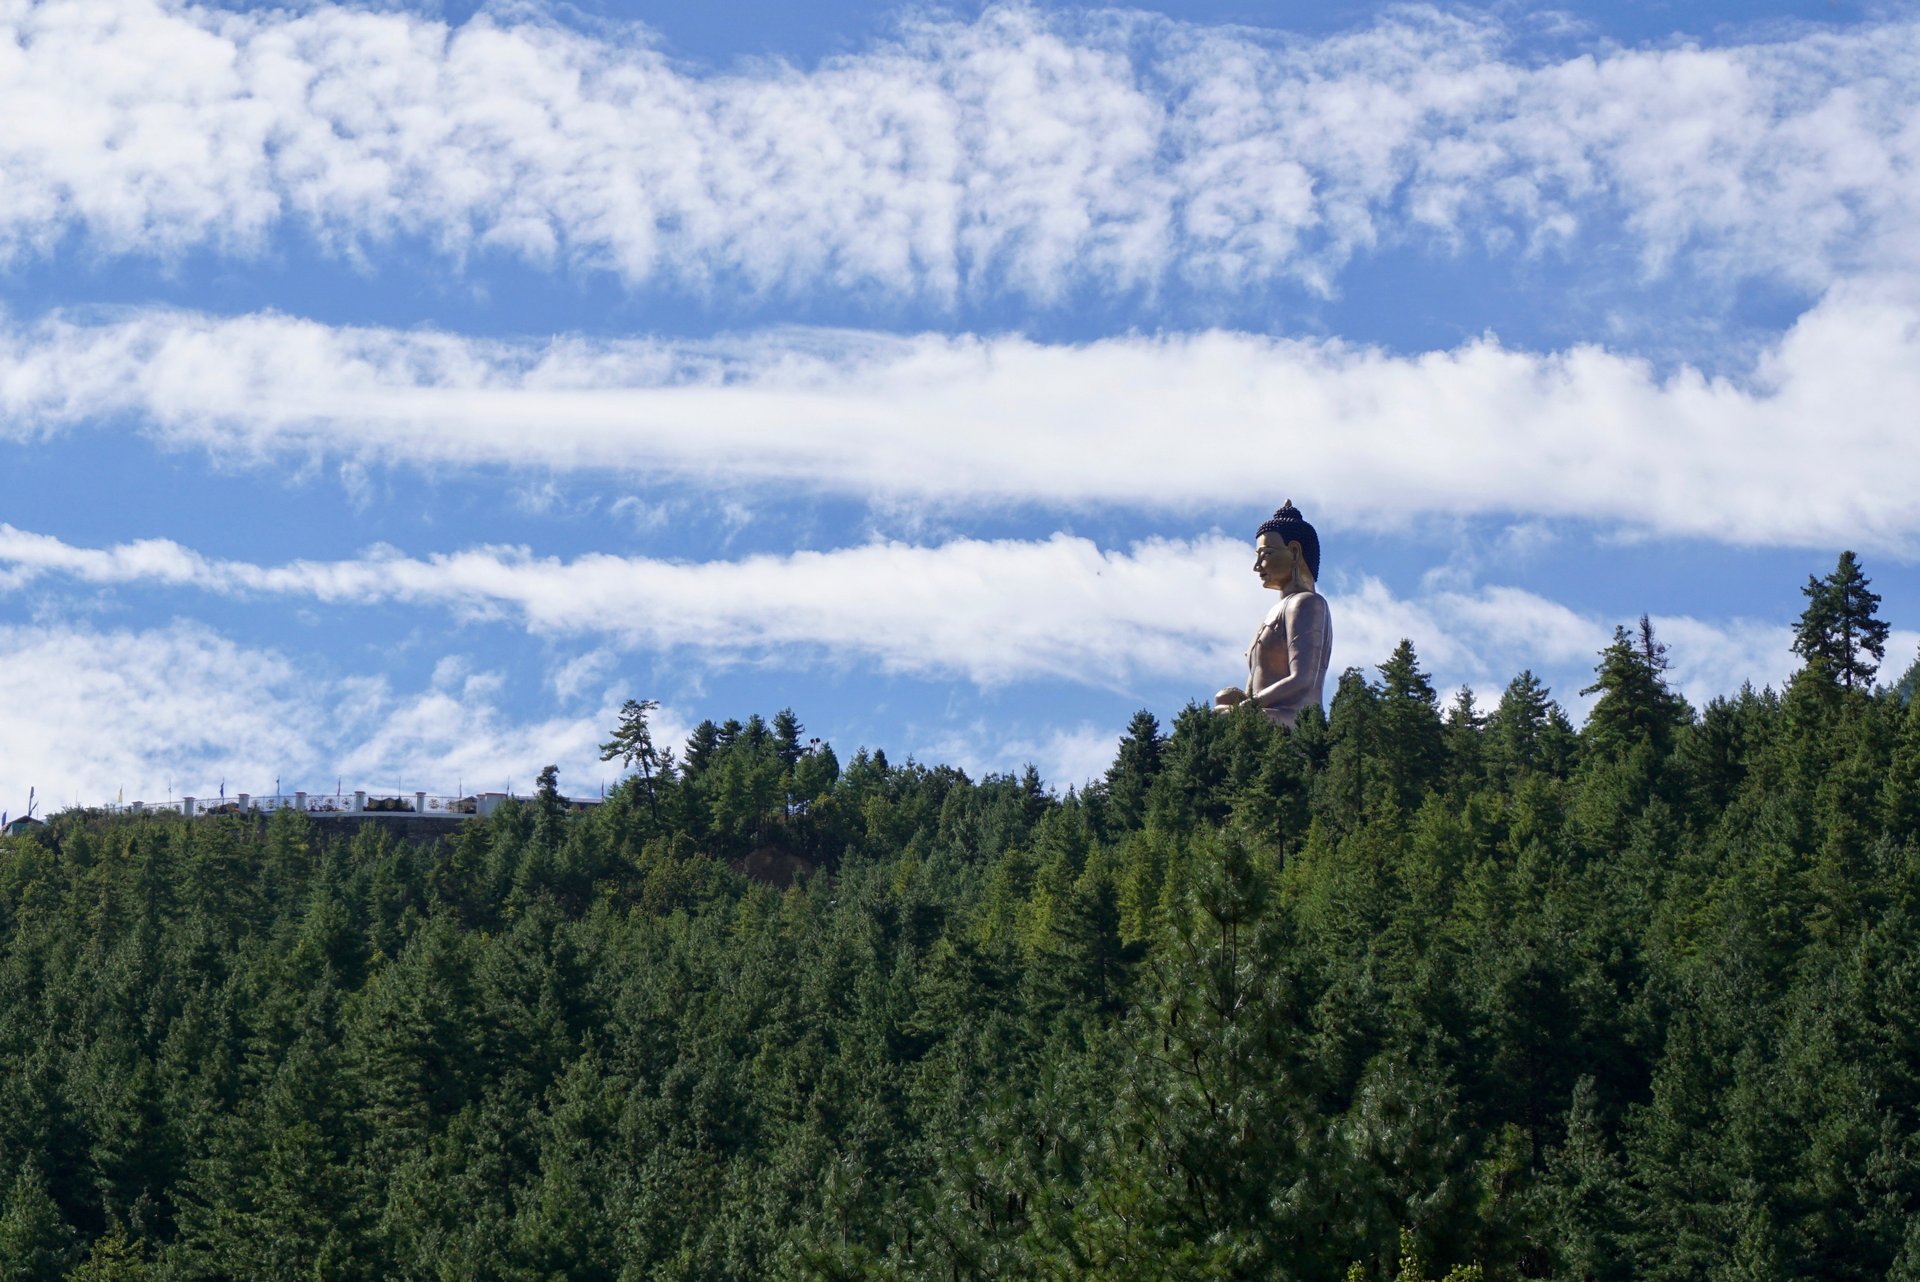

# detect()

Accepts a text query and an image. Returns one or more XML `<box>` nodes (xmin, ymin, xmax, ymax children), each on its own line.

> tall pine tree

<box><xmin>1794</xmin><ymin>551</ymin><xmax>1891</xmax><ymax>691</ymax></box>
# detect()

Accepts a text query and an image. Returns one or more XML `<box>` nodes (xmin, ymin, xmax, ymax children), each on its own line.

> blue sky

<box><xmin>3</xmin><ymin>0</ymin><xmax>1917</xmax><ymax>810</ymax></box>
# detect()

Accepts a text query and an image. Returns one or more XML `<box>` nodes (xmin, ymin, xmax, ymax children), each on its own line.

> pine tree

<box><xmin>1581</xmin><ymin>621</ymin><xmax>1688</xmax><ymax>762</ymax></box>
<box><xmin>66</xmin><ymin>1222</ymin><xmax>154</xmax><ymax>1281</ymax></box>
<box><xmin>1794</xmin><ymin>551</ymin><xmax>1891</xmax><ymax>691</ymax></box>
<box><xmin>1315</xmin><ymin>668</ymin><xmax>1381</xmax><ymax>838</ymax></box>
<box><xmin>1442</xmin><ymin>686</ymin><xmax>1485</xmax><ymax>799</ymax></box>
<box><xmin>1091</xmin><ymin>826</ymin><xmax>1331</xmax><ymax>1279</ymax></box>
<box><xmin>1105</xmin><ymin>710</ymin><xmax>1165</xmax><ymax>834</ymax></box>
<box><xmin>1485</xmin><ymin>670</ymin><xmax>1575</xmax><ymax>783</ymax></box>
<box><xmin>1889</xmin><ymin>649</ymin><xmax>1920</xmax><ymax>705</ymax></box>
<box><xmin>0</xmin><ymin>1161</ymin><xmax>72</xmax><ymax>1282</ymax></box>
<box><xmin>1676</xmin><ymin>689</ymin><xmax>1764</xmax><ymax>815</ymax></box>
<box><xmin>600</xmin><ymin>698</ymin><xmax>663</xmax><ymax>814</ymax></box>
<box><xmin>1375</xmin><ymin>640</ymin><xmax>1446</xmax><ymax>814</ymax></box>
<box><xmin>681</xmin><ymin>720</ymin><xmax>721</xmax><ymax>779</ymax></box>
<box><xmin>1884</xmin><ymin>693</ymin><xmax>1920</xmax><ymax>840</ymax></box>
<box><xmin>771</xmin><ymin>708</ymin><xmax>805</xmax><ymax>770</ymax></box>
<box><xmin>1635</xmin><ymin>613</ymin><xmax>1670</xmax><ymax>679</ymax></box>
<box><xmin>532</xmin><ymin>764</ymin><xmax>567</xmax><ymax>854</ymax></box>
<box><xmin>1043</xmin><ymin>858</ymin><xmax>1144</xmax><ymax>1018</ymax></box>
<box><xmin>1541</xmin><ymin>1077</ymin><xmax>1631</xmax><ymax>1282</ymax></box>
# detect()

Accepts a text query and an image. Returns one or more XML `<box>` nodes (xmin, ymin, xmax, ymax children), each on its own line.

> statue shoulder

<box><xmin>1285</xmin><ymin>589</ymin><xmax>1330</xmax><ymax>618</ymax></box>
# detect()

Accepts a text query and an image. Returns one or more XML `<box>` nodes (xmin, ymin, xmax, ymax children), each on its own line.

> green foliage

<box><xmin>1103</xmin><ymin>709</ymin><xmax>1165</xmax><ymax>833</ymax></box>
<box><xmin>601</xmin><ymin>697</ymin><xmax>668</xmax><ymax>818</ymax></box>
<box><xmin>1795</xmin><ymin>550</ymin><xmax>1892</xmax><ymax>692</ymax></box>
<box><xmin>67</xmin><ymin>1223</ymin><xmax>154</xmax><ymax>1281</ymax></box>
<box><xmin>1375</xmin><ymin>639</ymin><xmax>1446</xmax><ymax>815</ymax></box>
<box><xmin>2</xmin><ymin>580</ymin><xmax>1916</xmax><ymax>1278</ymax></box>
<box><xmin>1</xmin><ymin>1161</ymin><xmax>73</xmax><ymax>1281</ymax></box>
<box><xmin>1580</xmin><ymin>617</ymin><xmax>1688</xmax><ymax>765</ymax></box>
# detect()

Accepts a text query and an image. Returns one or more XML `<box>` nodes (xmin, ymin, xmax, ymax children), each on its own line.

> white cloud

<box><xmin>0</xmin><ymin>619</ymin><xmax>304</xmax><ymax>808</ymax></box>
<box><xmin>6</xmin><ymin>287</ymin><xmax>1920</xmax><ymax>549</ymax></box>
<box><xmin>4</xmin><ymin>530</ymin><xmax>1900</xmax><ymax>805</ymax></box>
<box><xmin>609</xmin><ymin>495</ymin><xmax>672</xmax><ymax>533</ymax></box>
<box><xmin>547</xmin><ymin>647</ymin><xmax>618</xmax><ymax>702</ymax></box>
<box><xmin>0</xmin><ymin>1</ymin><xmax>1914</xmax><ymax>297</ymax></box>
<box><xmin>916</xmin><ymin>720</ymin><xmax>1122</xmax><ymax>794</ymax></box>
<box><xmin>2</xmin><ymin>522</ymin><xmax>1877</xmax><ymax>714</ymax></box>
<box><xmin>0</xmin><ymin>523</ymin><xmax>1254</xmax><ymax>687</ymax></box>
<box><xmin>0</xmin><ymin>618</ymin><xmax>690</xmax><ymax>808</ymax></box>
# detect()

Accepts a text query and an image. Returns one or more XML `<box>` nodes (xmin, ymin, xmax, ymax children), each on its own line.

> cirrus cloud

<box><xmin>0</xmin><ymin>0</ymin><xmax>1915</xmax><ymax>299</ymax></box>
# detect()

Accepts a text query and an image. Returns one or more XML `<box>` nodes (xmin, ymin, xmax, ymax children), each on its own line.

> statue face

<box><xmin>1253</xmin><ymin>532</ymin><xmax>1294</xmax><ymax>591</ymax></box>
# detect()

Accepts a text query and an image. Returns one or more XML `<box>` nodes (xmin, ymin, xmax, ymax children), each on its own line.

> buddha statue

<box><xmin>1213</xmin><ymin>501</ymin><xmax>1333</xmax><ymax>728</ymax></box>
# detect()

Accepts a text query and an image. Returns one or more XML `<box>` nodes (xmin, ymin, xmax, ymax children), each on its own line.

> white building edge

<box><xmin>101</xmin><ymin>789</ymin><xmax>604</xmax><ymax>821</ymax></box>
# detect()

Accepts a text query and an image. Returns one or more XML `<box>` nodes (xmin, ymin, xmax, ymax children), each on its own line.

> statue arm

<box><xmin>1248</xmin><ymin>593</ymin><xmax>1330</xmax><ymax>710</ymax></box>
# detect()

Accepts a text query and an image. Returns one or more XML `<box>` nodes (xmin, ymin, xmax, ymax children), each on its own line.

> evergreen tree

<box><xmin>788</xmin><ymin>741</ymin><xmax>840</xmax><ymax>830</ymax></box>
<box><xmin>682</xmin><ymin>720</ymin><xmax>722</xmax><ymax>779</ymax></box>
<box><xmin>1635</xmin><ymin>613</ymin><xmax>1670</xmax><ymax>680</ymax></box>
<box><xmin>1541</xmin><ymin>1078</ymin><xmax>1631</xmax><ymax>1282</ymax></box>
<box><xmin>1091</xmin><ymin>827</ymin><xmax>1330</xmax><ymax>1280</ymax></box>
<box><xmin>1580</xmin><ymin>621</ymin><xmax>1688</xmax><ymax>762</ymax></box>
<box><xmin>1441</xmin><ymin>686</ymin><xmax>1484</xmax><ymax>799</ymax></box>
<box><xmin>1889</xmin><ymin>649</ymin><xmax>1920</xmax><ymax>705</ymax></box>
<box><xmin>601</xmin><ymin>698</ymin><xmax>664</xmax><ymax>814</ymax></box>
<box><xmin>771</xmin><ymin>709</ymin><xmax>806</xmax><ymax>771</ymax></box>
<box><xmin>1676</xmin><ymin>688</ymin><xmax>1766</xmax><ymax>816</ymax></box>
<box><xmin>66</xmin><ymin>1222</ymin><xmax>154</xmax><ymax>1282</ymax></box>
<box><xmin>1794</xmin><ymin>551</ymin><xmax>1891</xmax><ymax>691</ymax></box>
<box><xmin>0</xmin><ymin>1161</ymin><xmax>72</xmax><ymax>1282</ymax></box>
<box><xmin>1104</xmin><ymin>710</ymin><xmax>1165</xmax><ymax>834</ymax></box>
<box><xmin>1374</xmin><ymin>640</ymin><xmax>1446</xmax><ymax>814</ymax></box>
<box><xmin>532</xmin><ymin>764</ymin><xmax>567</xmax><ymax>855</ymax></box>
<box><xmin>1315</xmin><ymin>668</ymin><xmax>1380</xmax><ymax>838</ymax></box>
<box><xmin>1485</xmin><ymin>670</ymin><xmax>1574</xmax><ymax>783</ymax></box>
<box><xmin>1884</xmin><ymin>692</ymin><xmax>1920</xmax><ymax>838</ymax></box>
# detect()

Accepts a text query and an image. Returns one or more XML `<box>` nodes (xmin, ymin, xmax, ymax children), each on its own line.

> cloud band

<box><xmin>4</xmin><ymin>293</ymin><xmax>1919</xmax><ymax>548</ymax></box>
<box><xmin>1</xmin><ymin>1</ymin><xmax>1915</xmax><ymax>297</ymax></box>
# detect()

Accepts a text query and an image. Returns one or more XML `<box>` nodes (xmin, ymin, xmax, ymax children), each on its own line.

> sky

<box><xmin>2</xmin><ymin>0</ymin><xmax>1918</xmax><ymax>811</ymax></box>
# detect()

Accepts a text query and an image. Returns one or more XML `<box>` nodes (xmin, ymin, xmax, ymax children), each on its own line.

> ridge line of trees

<box><xmin>0</xmin><ymin>551</ymin><xmax>1914</xmax><ymax>1280</ymax></box>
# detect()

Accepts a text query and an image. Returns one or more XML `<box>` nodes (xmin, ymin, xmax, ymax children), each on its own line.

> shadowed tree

<box><xmin>1442</xmin><ymin>686</ymin><xmax>1485</xmax><ymax>800</ymax></box>
<box><xmin>0</xmin><ymin>1161</ymin><xmax>73</xmax><ymax>1281</ymax></box>
<box><xmin>1794</xmin><ymin>551</ymin><xmax>1891</xmax><ymax>692</ymax></box>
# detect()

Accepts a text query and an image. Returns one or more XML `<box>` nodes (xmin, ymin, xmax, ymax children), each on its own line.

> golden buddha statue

<box><xmin>1213</xmin><ymin>501</ymin><xmax>1333</xmax><ymax>728</ymax></box>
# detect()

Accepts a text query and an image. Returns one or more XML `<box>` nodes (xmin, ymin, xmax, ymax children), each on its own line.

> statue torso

<box><xmin>1248</xmin><ymin>589</ymin><xmax>1333</xmax><ymax>727</ymax></box>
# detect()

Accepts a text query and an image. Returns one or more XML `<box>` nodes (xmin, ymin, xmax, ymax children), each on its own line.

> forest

<box><xmin>1</xmin><ymin>552</ymin><xmax>1917</xmax><ymax>1281</ymax></box>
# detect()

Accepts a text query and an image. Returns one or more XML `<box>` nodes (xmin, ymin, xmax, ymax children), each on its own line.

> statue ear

<box><xmin>1286</xmin><ymin>540</ymin><xmax>1314</xmax><ymax>583</ymax></box>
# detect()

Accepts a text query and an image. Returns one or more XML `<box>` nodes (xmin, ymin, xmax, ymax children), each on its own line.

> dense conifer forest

<box><xmin>2</xmin><ymin>555</ymin><xmax>1918</xmax><ymax>1280</ymax></box>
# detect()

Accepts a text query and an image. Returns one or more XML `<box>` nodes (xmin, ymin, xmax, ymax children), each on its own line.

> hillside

<box><xmin>3</xmin><ymin>602</ymin><xmax>1919</xmax><ymax>1279</ymax></box>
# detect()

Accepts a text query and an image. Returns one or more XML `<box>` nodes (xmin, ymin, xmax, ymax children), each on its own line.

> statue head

<box><xmin>1254</xmin><ymin>500</ymin><xmax>1320</xmax><ymax>592</ymax></box>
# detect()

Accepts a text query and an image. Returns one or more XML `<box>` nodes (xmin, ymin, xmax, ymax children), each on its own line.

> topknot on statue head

<box><xmin>1256</xmin><ymin>500</ymin><xmax>1320</xmax><ymax>582</ymax></box>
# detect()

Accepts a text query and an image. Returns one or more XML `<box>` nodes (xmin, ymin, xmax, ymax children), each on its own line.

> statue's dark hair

<box><xmin>1256</xmin><ymin>500</ymin><xmax>1320</xmax><ymax>580</ymax></box>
